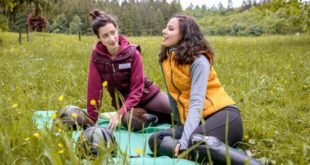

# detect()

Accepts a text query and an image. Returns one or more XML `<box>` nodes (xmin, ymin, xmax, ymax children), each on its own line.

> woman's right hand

<box><xmin>108</xmin><ymin>113</ymin><xmax>122</xmax><ymax>131</ymax></box>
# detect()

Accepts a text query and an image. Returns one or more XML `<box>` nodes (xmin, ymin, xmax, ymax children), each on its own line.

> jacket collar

<box><xmin>168</xmin><ymin>47</ymin><xmax>176</xmax><ymax>53</ymax></box>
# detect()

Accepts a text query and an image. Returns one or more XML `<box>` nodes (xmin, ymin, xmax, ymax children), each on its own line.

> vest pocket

<box><xmin>93</xmin><ymin>57</ymin><xmax>111</xmax><ymax>74</ymax></box>
<box><xmin>116</xmin><ymin>68</ymin><xmax>130</xmax><ymax>91</ymax></box>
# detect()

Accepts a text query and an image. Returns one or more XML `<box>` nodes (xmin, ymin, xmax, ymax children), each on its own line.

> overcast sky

<box><xmin>177</xmin><ymin>0</ymin><xmax>244</xmax><ymax>9</ymax></box>
<box><xmin>169</xmin><ymin>0</ymin><xmax>310</xmax><ymax>9</ymax></box>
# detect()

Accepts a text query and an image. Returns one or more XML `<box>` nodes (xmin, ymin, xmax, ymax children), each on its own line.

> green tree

<box><xmin>227</xmin><ymin>0</ymin><xmax>233</xmax><ymax>10</ymax></box>
<box><xmin>119</xmin><ymin>1</ymin><xmax>134</xmax><ymax>36</ymax></box>
<box><xmin>131</xmin><ymin>4</ymin><xmax>143</xmax><ymax>36</ymax></box>
<box><xmin>0</xmin><ymin>5</ymin><xmax>6</xmax><ymax>31</ymax></box>
<box><xmin>69</xmin><ymin>15</ymin><xmax>82</xmax><ymax>34</ymax></box>
<box><xmin>49</xmin><ymin>13</ymin><xmax>68</xmax><ymax>33</ymax></box>
<box><xmin>0</xmin><ymin>0</ymin><xmax>15</xmax><ymax>12</ymax></box>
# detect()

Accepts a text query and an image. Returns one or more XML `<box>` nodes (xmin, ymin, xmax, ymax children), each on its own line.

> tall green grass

<box><xmin>0</xmin><ymin>32</ymin><xmax>309</xmax><ymax>164</ymax></box>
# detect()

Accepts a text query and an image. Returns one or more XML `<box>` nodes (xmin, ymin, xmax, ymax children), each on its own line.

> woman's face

<box><xmin>98</xmin><ymin>23</ymin><xmax>119</xmax><ymax>49</ymax></box>
<box><xmin>162</xmin><ymin>17</ymin><xmax>182</xmax><ymax>48</ymax></box>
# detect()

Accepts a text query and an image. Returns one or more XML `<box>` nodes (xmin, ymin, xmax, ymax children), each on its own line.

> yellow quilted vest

<box><xmin>161</xmin><ymin>51</ymin><xmax>235</xmax><ymax>124</ymax></box>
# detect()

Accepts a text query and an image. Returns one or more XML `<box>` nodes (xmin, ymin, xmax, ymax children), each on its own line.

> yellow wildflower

<box><xmin>33</xmin><ymin>133</ymin><xmax>40</xmax><ymax>138</ymax></box>
<box><xmin>135</xmin><ymin>148</ymin><xmax>143</xmax><ymax>155</ymax></box>
<box><xmin>12</xmin><ymin>103</ymin><xmax>18</xmax><ymax>108</ymax></box>
<box><xmin>102</xmin><ymin>81</ymin><xmax>108</xmax><ymax>87</ymax></box>
<box><xmin>57</xmin><ymin>128</ymin><xmax>63</xmax><ymax>133</ymax></box>
<box><xmin>58</xmin><ymin>149</ymin><xmax>64</xmax><ymax>154</ymax></box>
<box><xmin>58</xmin><ymin>95</ymin><xmax>64</xmax><ymax>101</ymax></box>
<box><xmin>52</xmin><ymin>113</ymin><xmax>57</xmax><ymax>120</ymax></box>
<box><xmin>58</xmin><ymin>143</ymin><xmax>64</xmax><ymax>148</ymax></box>
<box><xmin>244</xmin><ymin>135</ymin><xmax>249</xmax><ymax>140</ymax></box>
<box><xmin>90</xmin><ymin>99</ymin><xmax>96</xmax><ymax>106</ymax></box>
<box><xmin>71</xmin><ymin>112</ymin><xmax>77</xmax><ymax>118</ymax></box>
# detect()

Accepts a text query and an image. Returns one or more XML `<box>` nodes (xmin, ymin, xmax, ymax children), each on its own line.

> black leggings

<box><xmin>121</xmin><ymin>91</ymin><xmax>173</xmax><ymax>131</ymax></box>
<box><xmin>148</xmin><ymin>106</ymin><xmax>243</xmax><ymax>156</ymax></box>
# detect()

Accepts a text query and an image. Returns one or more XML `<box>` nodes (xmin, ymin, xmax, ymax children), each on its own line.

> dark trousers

<box><xmin>143</xmin><ymin>91</ymin><xmax>173</xmax><ymax>123</ymax></box>
<box><xmin>148</xmin><ymin>106</ymin><xmax>243</xmax><ymax>156</ymax></box>
<box><xmin>121</xmin><ymin>91</ymin><xmax>173</xmax><ymax>131</ymax></box>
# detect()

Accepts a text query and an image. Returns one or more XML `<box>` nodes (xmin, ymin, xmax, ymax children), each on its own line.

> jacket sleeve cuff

<box><xmin>119</xmin><ymin>107</ymin><xmax>126</xmax><ymax>116</ymax></box>
<box><xmin>87</xmin><ymin>110</ymin><xmax>99</xmax><ymax>123</ymax></box>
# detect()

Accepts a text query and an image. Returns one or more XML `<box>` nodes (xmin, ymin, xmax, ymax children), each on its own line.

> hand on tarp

<box><xmin>99</xmin><ymin>111</ymin><xmax>117</xmax><ymax>120</ymax></box>
<box><xmin>108</xmin><ymin>112</ymin><xmax>122</xmax><ymax>131</ymax></box>
<box><xmin>174</xmin><ymin>143</ymin><xmax>191</xmax><ymax>160</ymax></box>
<box><xmin>174</xmin><ymin>143</ymin><xmax>181</xmax><ymax>157</ymax></box>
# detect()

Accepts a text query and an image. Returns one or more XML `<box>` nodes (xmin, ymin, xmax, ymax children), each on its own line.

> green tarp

<box><xmin>33</xmin><ymin>111</ymin><xmax>197</xmax><ymax>165</ymax></box>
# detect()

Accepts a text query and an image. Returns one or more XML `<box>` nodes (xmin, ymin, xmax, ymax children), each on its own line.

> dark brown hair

<box><xmin>159</xmin><ymin>14</ymin><xmax>214</xmax><ymax>65</ymax></box>
<box><xmin>89</xmin><ymin>9</ymin><xmax>117</xmax><ymax>38</ymax></box>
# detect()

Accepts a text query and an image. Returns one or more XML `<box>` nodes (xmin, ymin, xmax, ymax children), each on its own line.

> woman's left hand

<box><xmin>175</xmin><ymin>143</ymin><xmax>191</xmax><ymax>159</ymax></box>
<box><xmin>108</xmin><ymin>113</ymin><xmax>122</xmax><ymax>131</ymax></box>
<box><xmin>174</xmin><ymin>143</ymin><xmax>181</xmax><ymax>157</ymax></box>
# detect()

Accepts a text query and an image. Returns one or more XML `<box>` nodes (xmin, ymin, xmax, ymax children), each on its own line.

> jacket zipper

<box><xmin>169</xmin><ymin>54</ymin><xmax>186</xmax><ymax>121</ymax></box>
<box><xmin>111</xmin><ymin>62</ymin><xmax>116</xmax><ymax>88</ymax></box>
<box><xmin>111</xmin><ymin>63</ymin><xmax>116</xmax><ymax>74</ymax></box>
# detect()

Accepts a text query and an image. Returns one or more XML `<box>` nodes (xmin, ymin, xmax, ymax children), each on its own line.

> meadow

<box><xmin>0</xmin><ymin>32</ymin><xmax>309</xmax><ymax>164</ymax></box>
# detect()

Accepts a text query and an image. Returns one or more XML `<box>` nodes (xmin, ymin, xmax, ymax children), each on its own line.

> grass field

<box><xmin>0</xmin><ymin>32</ymin><xmax>309</xmax><ymax>164</ymax></box>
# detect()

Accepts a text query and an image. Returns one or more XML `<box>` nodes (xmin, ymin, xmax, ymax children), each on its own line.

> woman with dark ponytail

<box><xmin>87</xmin><ymin>9</ymin><xmax>172</xmax><ymax>131</ymax></box>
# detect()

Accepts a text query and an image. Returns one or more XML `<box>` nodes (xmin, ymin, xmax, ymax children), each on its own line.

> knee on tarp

<box><xmin>122</xmin><ymin>107</ymin><xmax>158</xmax><ymax>131</ymax></box>
<box><xmin>148</xmin><ymin>131</ymin><xmax>178</xmax><ymax>157</ymax></box>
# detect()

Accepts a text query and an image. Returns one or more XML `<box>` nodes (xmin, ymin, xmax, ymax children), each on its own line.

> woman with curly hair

<box><xmin>148</xmin><ymin>14</ymin><xmax>244</xmax><ymax>162</ymax></box>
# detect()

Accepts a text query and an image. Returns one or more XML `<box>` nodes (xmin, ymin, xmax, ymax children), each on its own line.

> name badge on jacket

<box><xmin>119</xmin><ymin>63</ymin><xmax>131</xmax><ymax>69</ymax></box>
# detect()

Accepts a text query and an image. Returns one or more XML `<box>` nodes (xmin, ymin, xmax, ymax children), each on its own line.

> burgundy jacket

<box><xmin>87</xmin><ymin>35</ymin><xmax>159</xmax><ymax>122</ymax></box>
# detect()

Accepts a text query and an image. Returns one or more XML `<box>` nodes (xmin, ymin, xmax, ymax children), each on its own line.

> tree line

<box><xmin>0</xmin><ymin>0</ymin><xmax>182</xmax><ymax>36</ymax></box>
<box><xmin>185</xmin><ymin>0</ymin><xmax>309</xmax><ymax>36</ymax></box>
<box><xmin>0</xmin><ymin>0</ymin><xmax>309</xmax><ymax>36</ymax></box>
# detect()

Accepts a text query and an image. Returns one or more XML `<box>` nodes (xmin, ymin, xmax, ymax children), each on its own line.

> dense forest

<box><xmin>0</xmin><ymin>0</ymin><xmax>309</xmax><ymax>36</ymax></box>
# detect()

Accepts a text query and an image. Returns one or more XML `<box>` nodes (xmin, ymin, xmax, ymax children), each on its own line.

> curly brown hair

<box><xmin>159</xmin><ymin>15</ymin><xmax>214</xmax><ymax>65</ymax></box>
